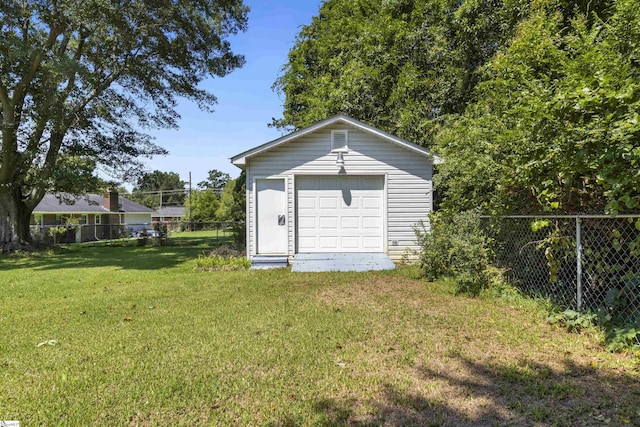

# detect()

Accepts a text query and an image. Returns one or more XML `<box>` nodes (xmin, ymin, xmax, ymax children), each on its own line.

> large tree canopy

<box><xmin>274</xmin><ymin>0</ymin><xmax>633</xmax><ymax>214</ymax></box>
<box><xmin>272</xmin><ymin>0</ymin><xmax>537</xmax><ymax>144</ymax></box>
<box><xmin>434</xmin><ymin>0</ymin><xmax>640</xmax><ymax>214</ymax></box>
<box><xmin>0</xmin><ymin>0</ymin><xmax>248</xmax><ymax>249</ymax></box>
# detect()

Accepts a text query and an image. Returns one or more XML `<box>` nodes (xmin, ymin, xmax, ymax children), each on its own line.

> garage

<box><xmin>231</xmin><ymin>115</ymin><xmax>438</xmax><ymax>269</ymax></box>
<box><xmin>296</xmin><ymin>175</ymin><xmax>384</xmax><ymax>252</ymax></box>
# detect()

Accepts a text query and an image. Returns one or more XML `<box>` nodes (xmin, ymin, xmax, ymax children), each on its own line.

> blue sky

<box><xmin>138</xmin><ymin>0</ymin><xmax>322</xmax><ymax>186</ymax></box>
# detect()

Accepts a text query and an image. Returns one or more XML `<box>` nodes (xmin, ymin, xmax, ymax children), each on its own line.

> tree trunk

<box><xmin>0</xmin><ymin>186</ymin><xmax>33</xmax><ymax>252</ymax></box>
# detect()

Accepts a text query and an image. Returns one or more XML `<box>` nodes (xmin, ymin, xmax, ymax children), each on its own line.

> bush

<box><xmin>415</xmin><ymin>211</ymin><xmax>493</xmax><ymax>295</ymax></box>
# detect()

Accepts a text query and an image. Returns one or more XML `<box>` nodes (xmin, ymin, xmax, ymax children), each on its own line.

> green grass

<box><xmin>1</xmin><ymin>237</ymin><xmax>639</xmax><ymax>425</ymax></box>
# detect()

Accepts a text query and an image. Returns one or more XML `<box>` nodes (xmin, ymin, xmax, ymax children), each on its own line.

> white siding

<box><xmin>123</xmin><ymin>213</ymin><xmax>152</xmax><ymax>226</ymax></box>
<box><xmin>246</xmin><ymin>124</ymin><xmax>432</xmax><ymax>262</ymax></box>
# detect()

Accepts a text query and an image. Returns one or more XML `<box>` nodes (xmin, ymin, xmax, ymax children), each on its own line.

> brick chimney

<box><xmin>104</xmin><ymin>189</ymin><xmax>119</xmax><ymax>211</ymax></box>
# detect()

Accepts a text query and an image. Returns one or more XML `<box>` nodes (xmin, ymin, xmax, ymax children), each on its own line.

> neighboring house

<box><xmin>31</xmin><ymin>190</ymin><xmax>154</xmax><ymax>242</ymax></box>
<box><xmin>230</xmin><ymin>115</ymin><xmax>441</xmax><ymax>268</ymax></box>
<box><xmin>152</xmin><ymin>206</ymin><xmax>186</xmax><ymax>224</ymax></box>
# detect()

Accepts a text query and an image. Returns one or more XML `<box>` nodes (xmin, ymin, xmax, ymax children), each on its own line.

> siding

<box><xmin>123</xmin><ymin>213</ymin><xmax>153</xmax><ymax>226</ymax></box>
<box><xmin>246</xmin><ymin>124</ymin><xmax>432</xmax><ymax>262</ymax></box>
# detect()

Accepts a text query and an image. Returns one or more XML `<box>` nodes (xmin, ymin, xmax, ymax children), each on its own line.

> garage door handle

<box><xmin>278</xmin><ymin>215</ymin><xmax>286</xmax><ymax>226</ymax></box>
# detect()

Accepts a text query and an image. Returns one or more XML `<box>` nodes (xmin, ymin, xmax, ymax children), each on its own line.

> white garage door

<box><xmin>296</xmin><ymin>176</ymin><xmax>384</xmax><ymax>252</ymax></box>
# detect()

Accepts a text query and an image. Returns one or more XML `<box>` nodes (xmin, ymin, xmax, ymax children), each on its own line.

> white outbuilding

<box><xmin>230</xmin><ymin>115</ymin><xmax>440</xmax><ymax>271</ymax></box>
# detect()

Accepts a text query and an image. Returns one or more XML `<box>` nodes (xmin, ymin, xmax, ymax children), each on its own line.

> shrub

<box><xmin>415</xmin><ymin>211</ymin><xmax>493</xmax><ymax>295</ymax></box>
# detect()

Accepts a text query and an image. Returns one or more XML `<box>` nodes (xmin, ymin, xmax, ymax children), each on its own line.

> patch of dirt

<box><xmin>206</xmin><ymin>244</ymin><xmax>245</xmax><ymax>258</ymax></box>
<box><xmin>311</xmin><ymin>272</ymin><xmax>640</xmax><ymax>426</ymax></box>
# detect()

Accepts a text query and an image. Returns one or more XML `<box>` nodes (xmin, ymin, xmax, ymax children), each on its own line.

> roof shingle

<box><xmin>33</xmin><ymin>193</ymin><xmax>155</xmax><ymax>214</ymax></box>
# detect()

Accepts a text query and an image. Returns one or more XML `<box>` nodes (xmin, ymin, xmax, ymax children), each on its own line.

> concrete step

<box><xmin>250</xmin><ymin>256</ymin><xmax>288</xmax><ymax>270</ymax></box>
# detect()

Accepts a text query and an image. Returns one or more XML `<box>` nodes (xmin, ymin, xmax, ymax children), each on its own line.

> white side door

<box><xmin>256</xmin><ymin>178</ymin><xmax>288</xmax><ymax>254</ymax></box>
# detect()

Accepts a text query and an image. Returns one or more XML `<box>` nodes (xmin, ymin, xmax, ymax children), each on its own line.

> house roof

<box><xmin>230</xmin><ymin>114</ymin><xmax>443</xmax><ymax>168</ymax></box>
<box><xmin>33</xmin><ymin>193</ymin><xmax>155</xmax><ymax>214</ymax></box>
<box><xmin>153</xmin><ymin>206</ymin><xmax>186</xmax><ymax>217</ymax></box>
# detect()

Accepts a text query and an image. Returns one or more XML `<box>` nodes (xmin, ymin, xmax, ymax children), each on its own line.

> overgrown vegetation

<box><xmin>276</xmin><ymin>0</ymin><xmax>639</xmax><ymax>217</ymax></box>
<box><xmin>416</xmin><ymin>211</ymin><xmax>493</xmax><ymax>296</ymax></box>
<box><xmin>549</xmin><ymin>309</ymin><xmax>640</xmax><ymax>352</ymax></box>
<box><xmin>195</xmin><ymin>245</ymin><xmax>249</xmax><ymax>271</ymax></box>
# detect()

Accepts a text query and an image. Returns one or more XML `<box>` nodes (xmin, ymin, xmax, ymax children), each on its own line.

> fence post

<box><xmin>576</xmin><ymin>216</ymin><xmax>583</xmax><ymax>311</ymax></box>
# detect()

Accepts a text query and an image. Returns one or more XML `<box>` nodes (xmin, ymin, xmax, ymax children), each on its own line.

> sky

<box><xmin>131</xmin><ymin>0</ymin><xmax>323</xmax><ymax>187</ymax></box>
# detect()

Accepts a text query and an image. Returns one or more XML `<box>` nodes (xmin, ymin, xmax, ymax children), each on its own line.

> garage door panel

<box><xmin>363</xmin><ymin>236</ymin><xmax>381</xmax><ymax>249</ymax></box>
<box><xmin>341</xmin><ymin>236</ymin><xmax>360</xmax><ymax>249</ymax></box>
<box><xmin>296</xmin><ymin>176</ymin><xmax>384</xmax><ymax>253</ymax></box>
<box><xmin>318</xmin><ymin>177</ymin><xmax>339</xmax><ymax>190</ymax></box>
<box><xmin>363</xmin><ymin>217</ymin><xmax>382</xmax><ymax>229</ymax></box>
<box><xmin>340</xmin><ymin>195</ymin><xmax>358</xmax><ymax>208</ymax></box>
<box><xmin>298</xmin><ymin>196</ymin><xmax>316</xmax><ymax>209</ymax></box>
<box><xmin>298</xmin><ymin>217</ymin><xmax>317</xmax><ymax>229</ymax></box>
<box><xmin>341</xmin><ymin>216</ymin><xmax>359</xmax><ymax>229</ymax></box>
<box><xmin>319</xmin><ymin>197</ymin><xmax>338</xmax><ymax>209</ymax></box>
<box><xmin>361</xmin><ymin>177</ymin><xmax>384</xmax><ymax>190</ymax></box>
<box><xmin>363</xmin><ymin>197</ymin><xmax>382</xmax><ymax>209</ymax></box>
<box><xmin>298</xmin><ymin>237</ymin><xmax>317</xmax><ymax>251</ymax></box>
<box><xmin>319</xmin><ymin>236</ymin><xmax>339</xmax><ymax>250</ymax></box>
<box><xmin>297</xmin><ymin>179</ymin><xmax>317</xmax><ymax>191</ymax></box>
<box><xmin>319</xmin><ymin>216</ymin><xmax>338</xmax><ymax>229</ymax></box>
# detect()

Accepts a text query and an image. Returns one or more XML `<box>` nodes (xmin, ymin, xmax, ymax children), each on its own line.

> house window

<box><xmin>80</xmin><ymin>214</ymin><xmax>88</xmax><ymax>225</ymax></box>
<box><xmin>331</xmin><ymin>130</ymin><xmax>348</xmax><ymax>152</ymax></box>
<box><xmin>95</xmin><ymin>215</ymin><xmax>101</xmax><ymax>225</ymax></box>
<box><xmin>55</xmin><ymin>214</ymin><xmax>63</xmax><ymax>225</ymax></box>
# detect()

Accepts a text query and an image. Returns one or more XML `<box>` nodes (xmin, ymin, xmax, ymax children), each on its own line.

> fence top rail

<box><xmin>479</xmin><ymin>214</ymin><xmax>640</xmax><ymax>219</ymax></box>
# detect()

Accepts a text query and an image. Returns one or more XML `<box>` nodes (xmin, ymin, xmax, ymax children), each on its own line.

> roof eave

<box><xmin>229</xmin><ymin>115</ymin><xmax>441</xmax><ymax>165</ymax></box>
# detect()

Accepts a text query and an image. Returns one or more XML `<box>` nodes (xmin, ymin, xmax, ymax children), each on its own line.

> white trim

<box><xmin>330</xmin><ymin>129</ymin><xmax>349</xmax><ymax>152</ymax></box>
<box><xmin>230</xmin><ymin>115</ymin><xmax>441</xmax><ymax>167</ymax></box>
<box><xmin>292</xmin><ymin>174</ymin><xmax>299</xmax><ymax>254</ymax></box>
<box><xmin>383</xmin><ymin>173</ymin><xmax>388</xmax><ymax>253</ymax></box>
<box><xmin>246</xmin><ymin>176</ymin><xmax>251</xmax><ymax>258</ymax></box>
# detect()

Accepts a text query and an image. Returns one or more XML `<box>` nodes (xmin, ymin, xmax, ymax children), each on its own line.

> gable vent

<box><xmin>331</xmin><ymin>130</ymin><xmax>348</xmax><ymax>152</ymax></box>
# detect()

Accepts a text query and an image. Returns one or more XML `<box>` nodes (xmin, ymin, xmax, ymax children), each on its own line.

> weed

<box><xmin>195</xmin><ymin>253</ymin><xmax>250</xmax><ymax>271</ymax></box>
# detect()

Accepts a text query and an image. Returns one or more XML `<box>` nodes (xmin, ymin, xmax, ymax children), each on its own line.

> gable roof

<box><xmin>153</xmin><ymin>206</ymin><xmax>186</xmax><ymax>217</ymax></box>
<box><xmin>34</xmin><ymin>193</ymin><xmax>155</xmax><ymax>214</ymax></box>
<box><xmin>230</xmin><ymin>114</ymin><xmax>442</xmax><ymax>168</ymax></box>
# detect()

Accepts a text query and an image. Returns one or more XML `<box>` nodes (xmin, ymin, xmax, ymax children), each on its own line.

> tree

<box><xmin>215</xmin><ymin>172</ymin><xmax>245</xmax><ymax>222</ymax></box>
<box><xmin>131</xmin><ymin>170</ymin><xmax>186</xmax><ymax>209</ymax></box>
<box><xmin>216</xmin><ymin>171</ymin><xmax>246</xmax><ymax>245</ymax></box>
<box><xmin>434</xmin><ymin>0</ymin><xmax>639</xmax><ymax>214</ymax></box>
<box><xmin>271</xmin><ymin>0</ymin><xmax>531</xmax><ymax>145</ymax></box>
<box><xmin>185</xmin><ymin>171</ymin><xmax>244</xmax><ymax>226</ymax></box>
<box><xmin>186</xmin><ymin>189</ymin><xmax>221</xmax><ymax>223</ymax></box>
<box><xmin>197</xmin><ymin>169</ymin><xmax>230</xmax><ymax>190</ymax></box>
<box><xmin>0</xmin><ymin>0</ymin><xmax>248</xmax><ymax>250</ymax></box>
<box><xmin>274</xmin><ymin>0</ymin><xmax>630</xmax><ymax>214</ymax></box>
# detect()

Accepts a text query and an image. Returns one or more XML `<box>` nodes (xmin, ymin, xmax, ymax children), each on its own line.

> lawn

<box><xmin>1</xmin><ymin>238</ymin><xmax>639</xmax><ymax>426</ymax></box>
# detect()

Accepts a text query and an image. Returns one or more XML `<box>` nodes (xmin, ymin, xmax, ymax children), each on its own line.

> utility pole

<box><xmin>189</xmin><ymin>172</ymin><xmax>193</xmax><ymax>231</ymax></box>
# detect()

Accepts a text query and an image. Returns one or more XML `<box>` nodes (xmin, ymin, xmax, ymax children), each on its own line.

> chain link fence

<box><xmin>485</xmin><ymin>215</ymin><xmax>640</xmax><ymax>344</ymax></box>
<box><xmin>30</xmin><ymin>221</ymin><xmax>244</xmax><ymax>246</ymax></box>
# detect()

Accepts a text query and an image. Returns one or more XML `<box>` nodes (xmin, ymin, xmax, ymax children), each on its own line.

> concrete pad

<box><xmin>292</xmin><ymin>253</ymin><xmax>396</xmax><ymax>273</ymax></box>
